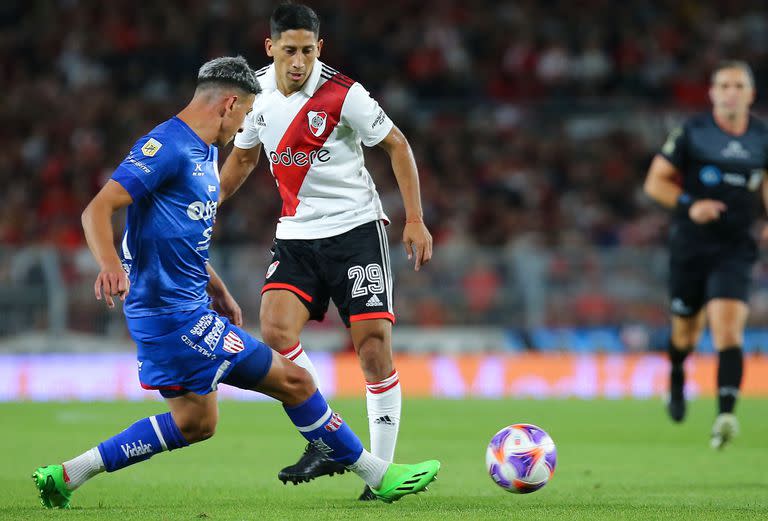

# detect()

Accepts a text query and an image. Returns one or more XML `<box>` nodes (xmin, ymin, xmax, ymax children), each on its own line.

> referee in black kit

<box><xmin>644</xmin><ymin>61</ymin><xmax>768</xmax><ymax>449</ymax></box>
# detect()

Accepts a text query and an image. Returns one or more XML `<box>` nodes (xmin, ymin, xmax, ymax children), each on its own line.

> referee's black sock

<box><xmin>668</xmin><ymin>340</ymin><xmax>692</xmax><ymax>398</ymax></box>
<box><xmin>717</xmin><ymin>346</ymin><xmax>743</xmax><ymax>414</ymax></box>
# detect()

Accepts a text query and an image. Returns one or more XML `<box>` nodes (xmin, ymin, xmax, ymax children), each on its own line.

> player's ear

<box><xmin>265</xmin><ymin>38</ymin><xmax>274</xmax><ymax>58</ymax></box>
<box><xmin>218</xmin><ymin>96</ymin><xmax>236</xmax><ymax>118</ymax></box>
<box><xmin>316</xmin><ymin>39</ymin><xmax>323</xmax><ymax>57</ymax></box>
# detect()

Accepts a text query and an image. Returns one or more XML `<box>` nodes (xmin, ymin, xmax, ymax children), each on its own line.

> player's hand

<box><xmin>403</xmin><ymin>221</ymin><xmax>433</xmax><ymax>271</ymax></box>
<box><xmin>689</xmin><ymin>199</ymin><xmax>726</xmax><ymax>224</ymax></box>
<box><xmin>212</xmin><ymin>291</ymin><xmax>243</xmax><ymax>327</ymax></box>
<box><xmin>94</xmin><ymin>263</ymin><xmax>130</xmax><ymax>309</ymax></box>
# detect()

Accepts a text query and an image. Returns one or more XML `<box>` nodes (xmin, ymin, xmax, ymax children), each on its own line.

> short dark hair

<box><xmin>270</xmin><ymin>3</ymin><xmax>320</xmax><ymax>39</ymax></box>
<box><xmin>197</xmin><ymin>56</ymin><xmax>261</xmax><ymax>95</ymax></box>
<box><xmin>711</xmin><ymin>60</ymin><xmax>755</xmax><ymax>87</ymax></box>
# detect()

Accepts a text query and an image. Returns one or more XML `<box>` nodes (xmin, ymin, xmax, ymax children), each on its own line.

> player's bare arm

<box><xmin>644</xmin><ymin>154</ymin><xmax>725</xmax><ymax>224</ymax></box>
<box><xmin>377</xmin><ymin>125</ymin><xmax>432</xmax><ymax>271</ymax></box>
<box><xmin>81</xmin><ymin>180</ymin><xmax>133</xmax><ymax>308</ymax></box>
<box><xmin>219</xmin><ymin>144</ymin><xmax>262</xmax><ymax>203</ymax></box>
<box><xmin>206</xmin><ymin>262</ymin><xmax>243</xmax><ymax>326</ymax></box>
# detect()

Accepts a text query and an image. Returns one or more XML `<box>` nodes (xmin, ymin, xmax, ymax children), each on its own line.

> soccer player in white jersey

<box><xmin>219</xmin><ymin>3</ymin><xmax>432</xmax><ymax>500</ymax></box>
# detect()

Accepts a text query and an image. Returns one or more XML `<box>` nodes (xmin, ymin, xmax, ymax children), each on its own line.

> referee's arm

<box><xmin>643</xmin><ymin>155</ymin><xmax>725</xmax><ymax>223</ymax></box>
<box><xmin>643</xmin><ymin>155</ymin><xmax>683</xmax><ymax>208</ymax></box>
<box><xmin>760</xmin><ymin>175</ymin><xmax>768</xmax><ymax>242</ymax></box>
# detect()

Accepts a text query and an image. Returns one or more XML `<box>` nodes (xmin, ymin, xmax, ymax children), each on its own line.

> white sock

<box><xmin>62</xmin><ymin>448</ymin><xmax>105</xmax><ymax>490</ymax></box>
<box><xmin>348</xmin><ymin>449</ymin><xmax>389</xmax><ymax>489</ymax></box>
<box><xmin>280</xmin><ymin>342</ymin><xmax>321</xmax><ymax>388</ymax></box>
<box><xmin>366</xmin><ymin>370</ymin><xmax>401</xmax><ymax>462</ymax></box>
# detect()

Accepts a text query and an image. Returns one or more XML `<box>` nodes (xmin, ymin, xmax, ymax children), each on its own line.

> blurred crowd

<box><xmin>4</xmin><ymin>1</ymin><xmax>768</xmax><ymax>332</ymax></box>
<box><xmin>3</xmin><ymin>0</ymin><xmax>768</xmax><ymax>252</ymax></box>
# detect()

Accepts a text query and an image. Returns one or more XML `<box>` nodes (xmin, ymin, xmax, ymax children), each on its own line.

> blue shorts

<box><xmin>126</xmin><ymin>305</ymin><xmax>273</xmax><ymax>395</ymax></box>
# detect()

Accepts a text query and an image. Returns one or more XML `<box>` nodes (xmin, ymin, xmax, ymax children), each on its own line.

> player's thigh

<box><xmin>670</xmin><ymin>310</ymin><xmax>706</xmax><ymax>348</ymax></box>
<box><xmin>668</xmin><ymin>252</ymin><xmax>708</xmax><ymax>321</ymax></box>
<box><xmin>165</xmin><ymin>390</ymin><xmax>219</xmax><ymax>441</ymax></box>
<box><xmin>706</xmin><ymin>255</ymin><xmax>753</xmax><ymax>349</ymax></box>
<box><xmin>252</xmin><ymin>349</ymin><xmax>315</xmax><ymax>406</ymax></box>
<box><xmin>707</xmin><ymin>299</ymin><xmax>749</xmax><ymax>350</ymax></box>
<box><xmin>327</xmin><ymin>220</ymin><xmax>395</xmax><ymax>327</ymax></box>
<box><xmin>261</xmin><ymin>238</ymin><xmax>330</xmax><ymax>334</ymax></box>
<box><xmin>260</xmin><ymin>289</ymin><xmax>311</xmax><ymax>343</ymax></box>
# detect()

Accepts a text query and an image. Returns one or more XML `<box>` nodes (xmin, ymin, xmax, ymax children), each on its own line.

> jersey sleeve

<box><xmin>341</xmin><ymin>83</ymin><xmax>394</xmax><ymax>147</ymax></box>
<box><xmin>111</xmin><ymin>136</ymin><xmax>180</xmax><ymax>201</ymax></box>
<box><xmin>659</xmin><ymin>124</ymin><xmax>688</xmax><ymax>170</ymax></box>
<box><xmin>233</xmin><ymin>110</ymin><xmax>262</xmax><ymax>149</ymax></box>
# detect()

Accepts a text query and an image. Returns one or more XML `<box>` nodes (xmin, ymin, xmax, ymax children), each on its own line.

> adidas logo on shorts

<box><xmin>366</xmin><ymin>294</ymin><xmax>383</xmax><ymax>307</ymax></box>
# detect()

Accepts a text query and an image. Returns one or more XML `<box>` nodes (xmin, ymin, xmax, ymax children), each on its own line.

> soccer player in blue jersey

<box><xmin>31</xmin><ymin>56</ymin><xmax>439</xmax><ymax>509</ymax></box>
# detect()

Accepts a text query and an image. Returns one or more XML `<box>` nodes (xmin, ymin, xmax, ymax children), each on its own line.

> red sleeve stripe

<box><xmin>262</xmin><ymin>283</ymin><xmax>314</xmax><ymax>303</ymax></box>
<box><xmin>349</xmin><ymin>311</ymin><xmax>395</xmax><ymax>324</ymax></box>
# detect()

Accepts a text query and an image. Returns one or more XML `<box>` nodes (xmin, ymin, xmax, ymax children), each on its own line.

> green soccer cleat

<box><xmin>372</xmin><ymin>460</ymin><xmax>440</xmax><ymax>503</ymax></box>
<box><xmin>32</xmin><ymin>465</ymin><xmax>72</xmax><ymax>509</ymax></box>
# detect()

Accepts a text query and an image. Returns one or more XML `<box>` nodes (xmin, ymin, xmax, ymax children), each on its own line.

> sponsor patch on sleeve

<box><xmin>142</xmin><ymin>138</ymin><xmax>163</xmax><ymax>157</ymax></box>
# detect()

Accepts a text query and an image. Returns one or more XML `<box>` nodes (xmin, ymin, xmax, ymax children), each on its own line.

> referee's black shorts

<box><xmin>668</xmin><ymin>240</ymin><xmax>757</xmax><ymax>317</ymax></box>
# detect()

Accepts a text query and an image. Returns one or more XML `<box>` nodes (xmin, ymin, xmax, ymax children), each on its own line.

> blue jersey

<box><xmin>112</xmin><ymin>117</ymin><xmax>219</xmax><ymax>318</ymax></box>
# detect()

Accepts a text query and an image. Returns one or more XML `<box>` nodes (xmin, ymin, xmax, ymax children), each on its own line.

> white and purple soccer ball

<box><xmin>485</xmin><ymin>423</ymin><xmax>557</xmax><ymax>494</ymax></box>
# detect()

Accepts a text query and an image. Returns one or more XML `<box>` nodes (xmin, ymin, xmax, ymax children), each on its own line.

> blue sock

<box><xmin>97</xmin><ymin>412</ymin><xmax>189</xmax><ymax>472</ymax></box>
<box><xmin>284</xmin><ymin>390</ymin><xmax>363</xmax><ymax>465</ymax></box>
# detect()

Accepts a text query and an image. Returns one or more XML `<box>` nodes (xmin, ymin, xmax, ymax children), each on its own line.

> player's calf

<box><xmin>33</xmin><ymin>413</ymin><xmax>190</xmax><ymax>508</ymax></box>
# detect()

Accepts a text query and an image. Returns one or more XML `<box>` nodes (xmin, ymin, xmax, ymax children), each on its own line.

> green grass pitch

<box><xmin>2</xmin><ymin>398</ymin><xmax>767</xmax><ymax>520</ymax></box>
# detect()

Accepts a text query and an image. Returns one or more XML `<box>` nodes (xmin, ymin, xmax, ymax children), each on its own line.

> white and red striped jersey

<box><xmin>234</xmin><ymin>59</ymin><xmax>394</xmax><ymax>240</ymax></box>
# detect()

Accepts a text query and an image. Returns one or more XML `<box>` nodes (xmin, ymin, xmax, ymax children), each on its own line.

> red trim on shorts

<box><xmin>140</xmin><ymin>383</ymin><xmax>185</xmax><ymax>391</ymax></box>
<box><xmin>262</xmin><ymin>283</ymin><xmax>314</xmax><ymax>303</ymax></box>
<box><xmin>349</xmin><ymin>311</ymin><xmax>395</xmax><ymax>324</ymax></box>
<box><xmin>367</xmin><ymin>380</ymin><xmax>400</xmax><ymax>394</ymax></box>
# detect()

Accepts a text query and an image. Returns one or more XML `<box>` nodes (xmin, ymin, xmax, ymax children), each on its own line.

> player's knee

<box><xmin>355</xmin><ymin>333</ymin><xmax>392</xmax><ymax>381</ymax></box>
<box><xmin>197</xmin><ymin>419</ymin><xmax>217</xmax><ymax>442</ymax></box>
<box><xmin>175</xmin><ymin>415</ymin><xmax>218</xmax><ymax>443</ymax></box>
<box><xmin>284</xmin><ymin>364</ymin><xmax>316</xmax><ymax>404</ymax></box>
<box><xmin>671</xmin><ymin>322</ymin><xmax>702</xmax><ymax>348</ymax></box>
<box><xmin>259</xmin><ymin>316</ymin><xmax>296</xmax><ymax>351</ymax></box>
<box><xmin>672</xmin><ymin>330</ymin><xmax>699</xmax><ymax>349</ymax></box>
<box><xmin>712</xmin><ymin>330</ymin><xmax>743</xmax><ymax>349</ymax></box>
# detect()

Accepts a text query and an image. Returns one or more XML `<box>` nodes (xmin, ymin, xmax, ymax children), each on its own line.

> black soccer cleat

<box><xmin>278</xmin><ymin>443</ymin><xmax>348</xmax><ymax>485</ymax></box>
<box><xmin>666</xmin><ymin>394</ymin><xmax>686</xmax><ymax>423</ymax></box>
<box><xmin>358</xmin><ymin>484</ymin><xmax>378</xmax><ymax>501</ymax></box>
<box><xmin>666</xmin><ymin>366</ymin><xmax>686</xmax><ymax>423</ymax></box>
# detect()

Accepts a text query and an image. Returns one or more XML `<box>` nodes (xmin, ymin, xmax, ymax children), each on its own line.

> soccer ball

<box><xmin>485</xmin><ymin>423</ymin><xmax>557</xmax><ymax>494</ymax></box>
